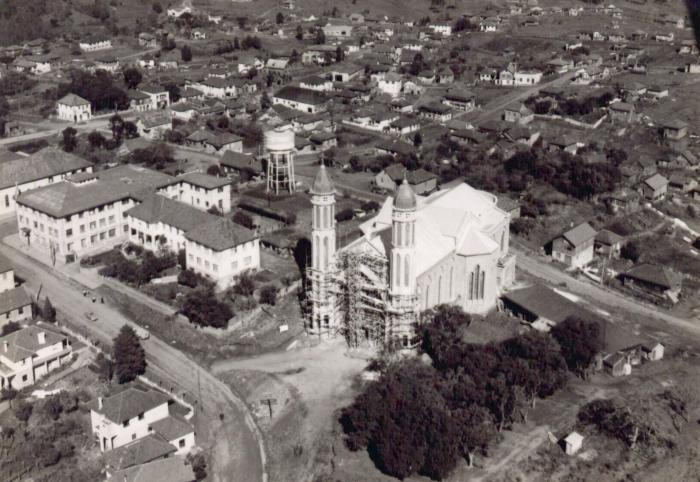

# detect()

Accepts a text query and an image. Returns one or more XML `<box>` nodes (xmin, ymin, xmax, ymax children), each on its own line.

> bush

<box><xmin>620</xmin><ymin>240</ymin><xmax>640</xmax><ymax>263</ymax></box>
<box><xmin>259</xmin><ymin>285</ymin><xmax>279</xmax><ymax>305</ymax></box>
<box><xmin>551</xmin><ymin>315</ymin><xmax>603</xmax><ymax>377</ymax></box>
<box><xmin>361</xmin><ymin>200</ymin><xmax>380</xmax><ymax>212</ymax></box>
<box><xmin>43</xmin><ymin>395</ymin><xmax>63</xmax><ymax>421</ymax></box>
<box><xmin>14</xmin><ymin>400</ymin><xmax>33</xmax><ymax>423</ymax></box>
<box><xmin>1</xmin><ymin>321</ymin><xmax>21</xmax><ymax>336</ymax></box>
<box><xmin>335</xmin><ymin>208</ymin><xmax>354</xmax><ymax>222</ymax></box>
<box><xmin>181</xmin><ymin>289</ymin><xmax>233</xmax><ymax>329</ymax></box>
<box><xmin>232</xmin><ymin>211</ymin><xmax>255</xmax><ymax>229</ymax></box>
<box><xmin>233</xmin><ymin>271</ymin><xmax>256</xmax><ymax>296</ymax></box>
<box><xmin>177</xmin><ymin>269</ymin><xmax>213</xmax><ymax>290</ymax></box>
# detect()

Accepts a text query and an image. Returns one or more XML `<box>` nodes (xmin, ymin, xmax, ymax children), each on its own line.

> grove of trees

<box><xmin>341</xmin><ymin>305</ymin><xmax>603</xmax><ymax>479</ymax></box>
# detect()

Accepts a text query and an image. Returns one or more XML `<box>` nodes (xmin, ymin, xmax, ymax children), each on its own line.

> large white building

<box><xmin>0</xmin><ymin>324</ymin><xmax>73</xmax><ymax>390</ymax></box>
<box><xmin>15</xmin><ymin>166</ymin><xmax>180</xmax><ymax>261</ymax></box>
<box><xmin>0</xmin><ymin>147</ymin><xmax>93</xmax><ymax>218</ymax></box>
<box><xmin>179</xmin><ymin>173</ymin><xmax>232</xmax><ymax>214</ymax></box>
<box><xmin>307</xmin><ymin>167</ymin><xmax>516</xmax><ymax>348</ymax></box>
<box><xmin>56</xmin><ymin>93</ymin><xmax>92</xmax><ymax>122</ymax></box>
<box><xmin>89</xmin><ymin>387</ymin><xmax>195</xmax><ymax>454</ymax></box>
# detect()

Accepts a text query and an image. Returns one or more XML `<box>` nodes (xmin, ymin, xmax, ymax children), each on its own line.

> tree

<box><xmin>177</xmin><ymin>248</ymin><xmax>187</xmax><ymax>270</ymax></box>
<box><xmin>0</xmin><ymin>387</ymin><xmax>18</xmax><ymax>408</ymax></box>
<box><xmin>14</xmin><ymin>399</ymin><xmax>33</xmax><ymax>424</ymax></box>
<box><xmin>163</xmin><ymin>82</ymin><xmax>181</xmax><ymax>103</ymax></box>
<box><xmin>43</xmin><ymin>297</ymin><xmax>56</xmax><ymax>323</ymax></box>
<box><xmin>123</xmin><ymin>67</ymin><xmax>143</xmax><ymax>90</ymax></box>
<box><xmin>207</xmin><ymin>205</ymin><xmax>222</xmax><ymax>216</ymax></box>
<box><xmin>123</xmin><ymin>121</ymin><xmax>138</xmax><ymax>139</ymax></box>
<box><xmin>181</xmin><ymin>44</ymin><xmax>193</xmax><ymax>62</ymax></box>
<box><xmin>621</xmin><ymin>240</ymin><xmax>640</xmax><ymax>263</ymax></box>
<box><xmin>551</xmin><ymin>315</ymin><xmax>603</xmax><ymax>377</ymax></box>
<box><xmin>260</xmin><ymin>90</ymin><xmax>271</xmax><ymax>110</ymax></box>
<box><xmin>0</xmin><ymin>94</ymin><xmax>10</xmax><ymax>119</ymax></box>
<box><xmin>87</xmin><ymin>130</ymin><xmax>106</xmax><ymax>150</ymax></box>
<box><xmin>206</xmin><ymin>164</ymin><xmax>222</xmax><ymax>176</ymax></box>
<box><xmin>113</xmin><ymin>325</ymin><xmax>147</xmax><ymax>384</ymax></box>
<box><xmin>233</xmin><ymin>36</ymin><xmax>240</xmax><ymax>50</ymax></box>
<box><xmin>315</xmin><ymin>27</ymin><xmax>326</xmax><ymax>44</ymax></box>
<box><xmin>95</xmin><ymin>352</ymin><xmax>114</xmax><ymax>383</ymax></box>
<box><xmin>259</xmin><ymin>285</ymin><xmax>279</xmax><ymax>305</ymax></box>
<box><xmin>421</xmin><ymin>304</ymin><xmax>471</xmax><ymax>370</ymax></box>
<box><xmin>295</xmin><ymin>25</ymin><xmax>303</xmax><ymax>40</ymax></box>
<box><xmin>276</xmin><ymin>12</ymin><xmax>284</xmax><ymax>24</ymax></box>
<box><xmin>181</xmin><ymin>289</ymin><xmax>233</xmax><ymax>328</ymax></box>
<box><xmin>1</xmin><ymin>321</ymin><xmax>21</xmax><ymax>336</ymax></box>
<box><xmin>43</xmin><ymin>395</ymin><xmax>63</xmax><ymax>420</ymax></box>
<box><xmin>61</xmin><ymin>127</ymin><xmax>77</xmax><ymax>152</ymax></box>
<box><xmin>413</xmin><ymin>131</ymin><xmax>423</xmax><ymax>147</ymax></box>
<box><xmin>109</xmin><ymin>113</ymin><xmax>124</xmax><ymax>141</ymax></box>
<box><xmin>336</xmin><ymin>45</ymin><xmax>344</xmax><ymax>62</ymax></box>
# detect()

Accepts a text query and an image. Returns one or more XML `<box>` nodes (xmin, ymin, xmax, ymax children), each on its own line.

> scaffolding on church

<box><xmin>331</xmin><ymin>250</ymin><xmax>389</xmax><ymax>348</ymax></box>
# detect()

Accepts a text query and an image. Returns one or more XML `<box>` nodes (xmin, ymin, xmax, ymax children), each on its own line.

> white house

<box><xmin>57</xmin><ymin>94</ymin><xmax>92</xmax><ymax>123</ymax></box>
<box><xmin>0</xmin><ymin>324</ymin><xmax>72</xmax><ymax>390</ymax></box>
<box><xmin>377</xmin><ymin>73</ymin><xmax>403</xmax><ymax>98</ymax></box>
<box><xmin>79</xmin><ymin>38</ymin><xmax>112</xmax><ymax>52</ymax></box>
<box><xmin>514</xmin><ymin>70</ymin><xmax>543</xmax><ymax>86</ymax></box>
<box><xmin>179</xmin><ymin>173</ymin><xmax>232</xmax><ymax>213</ymax></box>
<box><xmin>139</xmin><ymin>85</ymin><xmax>170</xmax><ymax>110</ymax></box>
<box><xmin>429</xmin><ymin>23</ymin><xmax>453</xmax><ymax>36</ymax></box>
<box><xmin>136</xmin><ymin>113</ymin><xmax>171</xmax><ymax>141</ymax></box>
<box><xmin>184</xmin><ymin>218</ymin><xmax>260</xmax><ymax>290</ymax></box>
<box><xmin>273</xmin><ymin>86</ymin><xmax>327</xmax><ymax>113</ymax></box>
<box><xmin>89</xmin><ymin>387</ymin><xmax>195</xmax><ymax>454</ymax></box>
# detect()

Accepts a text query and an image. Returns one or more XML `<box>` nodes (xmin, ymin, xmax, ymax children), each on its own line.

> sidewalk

<box><xmin>3</xmin><ymin>233</ymin><xmax>176</xmax><ymax>316</ymax></box>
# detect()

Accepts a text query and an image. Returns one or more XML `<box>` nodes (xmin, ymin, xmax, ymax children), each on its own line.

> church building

<box><xmin>306</xmin><ymin>165</ymin><xmax>516</xmax><ymax>348</ymax></box>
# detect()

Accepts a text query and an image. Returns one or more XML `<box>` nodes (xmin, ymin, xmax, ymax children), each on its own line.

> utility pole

<box><xmin>197</xmin><ymin>368</ymin><xmax>203</xmax><ymax>414</ymax></box>
<box><xmin>260</xmin><ymin>394</ymin><xmax>277</xmax><ymax>418</ymax></box>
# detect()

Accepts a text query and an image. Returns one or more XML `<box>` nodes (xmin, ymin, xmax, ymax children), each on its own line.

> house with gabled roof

<box><xmin>0</xmin><ymin>323</ymin><xmax>73</xmax><ymax>390</ymax></box>
<box><xmin>620</xmin><ymin>264</ymin><xmax>682</xmax><ymax>303</ymax></box>
<box><xmin>640</xmin><ymin>173</ymin><xmax>668</xmax><ymax>201</ymax></box>
<box><xmin>550</xmin><ymin>222</ymin><xmax>597</xmax><ymax>268</ymax></box>
<box><xmin>374</xmin><ymin>163</ymin><xmax>438</xmax><ymax>195</ymax></box>
<box><xmin>89</xmin><ymin>386</ymin><xmax>195</xmax><ymax>454</ymax></box>
<box><xmin>57</xmin><ymin>94</ymin><xmax>92</xmax><ymax>123</ymax></box>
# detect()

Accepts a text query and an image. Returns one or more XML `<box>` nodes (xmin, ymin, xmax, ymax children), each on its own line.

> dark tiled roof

<box><xmin>110</xmin><ymin>456</ymin><xmax>195</xmax><ymax>482</ymax></box>
<box><xmin>561</xmin><ymin>222</ymin><xmax>597</xmax><ymax>247</ymax></box>
<box><xmin>125</xmin><ymin>194</ymin><xmax>214</xmax><ymax>233</ymax></box>
<box><xmin>180</xmin><ymin>172</ymin><xmax>231</xmax><ymax>189</ymax></box>
<box><xmin>149</xmin><ymin>415</ymin><xmax>194</xmax><ymax>441</ymax></box>
<box><xmin>0</xmin><ymin>287</ymin><xmax>31</xmax><ymax>316</ymax></box>
<box><xmin>0</xmin><ymin>252</ymin><xmax>12</xmax><ymax>274</ymax></box>
<box><xmin>185</xmin><ymin>218</ymin><xmax>257</xmax><ymax>251</ymax></box>
<box><xmin>0</xmin><ymin>147</ymin><xmax>92</xmax><ymax>190</ymax></box>
<box><xmin>273</xmin><ymin>86</ymin><xmax>327</xmax><ymax>106</ymax></box>
<box><xmin>220</xmin><ymin>152</ymin><xmax>262</xmax><ymax>171</ymax></box>
<box><xmin>595</xmin><ymin>229</ymin><xmax>623</xmax><ymax>245</ymax></box>
<box><xmin>622</xmin><ymin>264</ymin><xmax>681</xmax><ymax>290</ymax></box>
<box><xmin>57</xmin><ymin>93</ymin><xmax>90</xmax><ymax>106</ymax></box>
<box><xmin>502</xmin><ymin>283</ymin><xmax>590</xmax><ymax>324</ymax></box>
<box><xmin>89</xmin><ymin>387</ymin><xmax>171</xmax><ymax>425</ymax></box>
<box><xmin>0</xmin><ymin>323</ymin><xmax>65</xmax><ymax>363</ymax></box>
<box><xmin>104</xmin><ymin>434</ymin><xmax>176</xmax><ymax>472</ymax></box>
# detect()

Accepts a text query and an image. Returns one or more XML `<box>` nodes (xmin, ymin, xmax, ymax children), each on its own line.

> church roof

<box><xmin>349</xmin><ymin>182</ymin><xmax>507</xmax><ymax>277</ymax></box>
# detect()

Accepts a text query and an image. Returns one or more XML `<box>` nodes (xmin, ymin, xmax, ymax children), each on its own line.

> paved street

<box><xmin>0</xmin><ymin>227</ymin><xmax>266</xmax><ymax>482</ymax></box>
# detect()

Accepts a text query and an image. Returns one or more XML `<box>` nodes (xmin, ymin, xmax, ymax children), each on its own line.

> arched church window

<box><xmin>395</xmin><ymin>253</ymin><xmax>401</xmax><ymax>287</ymax></box>
<box><xmin>323</xmin><ymin>237</ymin><xmax>329</xmax><ymax>269</ymax></box>
<box><xmin>449</xmin><ymin>267</ymin><xmax>454</xmax><ymax>298</ymax></box>
<box><xmin>404</xmin><ymin>254</ymin><xmax>410</xmax><ymax>287</ymax></box>
<box><xmin>480</xmin><ymin>270</ymin><xmax>486</xmax><ymax>299</ymax></box>
<box><xmin>500</xmin><ymin>230</ymin><xmax>505</xmax><ymax>252</ymax></box>
<box><xmin>437</xmin><ymin>276</ymin><xmax>442</xmax><ymax>303</ymax></box>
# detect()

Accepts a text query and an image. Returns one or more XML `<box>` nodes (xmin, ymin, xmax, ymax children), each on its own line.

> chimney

<box><xmin>37</xmin><ymin>331</ymin><xmax>46</xmax><ymax>345</ymax></box>
<box><xmin>3</xmin><ymin>341</ymin><xmax>7</xmax><ymax>352</ymax></box>
<box><xmin>98</xmin><ymin>396</ymin><xmax>103</xmax><ymax>409</ymax></box>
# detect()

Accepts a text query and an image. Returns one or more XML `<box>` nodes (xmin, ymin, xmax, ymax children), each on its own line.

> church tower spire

<box><xmin>309</xmin><ymin>163</ymin><xmax>336</xmax><ymax>336</ymax></box>
<box><xmin>388</xmin><ymin>179</ymin><xmax>418</xmax><ymax>348</ymax></box>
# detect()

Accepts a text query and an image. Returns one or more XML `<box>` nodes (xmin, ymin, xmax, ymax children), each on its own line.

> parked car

<box><xmin>84</xmin><ymin>311</ymin><xmax>98</xmax><ymax>322</ymax></box>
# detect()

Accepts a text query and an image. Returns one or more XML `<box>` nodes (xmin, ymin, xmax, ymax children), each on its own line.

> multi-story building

<box><xmin>89</xmin><ymin>387</ymin><xmax>195</xmax><ymax>453</ymax></box>
<box><xmin>0</xmin><ymin>324</ymin><xmax>72</xmax><ymax>390</ymax></box>
<box><xmin>79</xmin><ymin>38</ymin><xmax>112</xmax><ymax>52</ymax></box>
<box><xmin>15</xmin><ymin>166</ymin><xmax>179</xmax><ymax>261</ymax></box>
<box><xmin>184</xmin><ymin>218</ymin><xmax>260</xmax><ymax>290</ymax></box>
<box><xmin>179</xmin><ymin>173</ymin><xmax>232</xmax><ymax>213</ymax></box>
<box><xmin>272</xmin><ymin>86</ymin><xmax>327</xmax><ymax>113</ymax></box>
<box><xmin>0</xmin><ymin>147</ymin><xmax>93</xmax><ymax>217</ymax></box>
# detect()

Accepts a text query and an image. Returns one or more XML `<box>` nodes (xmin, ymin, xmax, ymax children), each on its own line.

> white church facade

<box><xmin>306</xmin><ymin>165</ymin><xmax>516</xmax><ymax>348</ymax></box>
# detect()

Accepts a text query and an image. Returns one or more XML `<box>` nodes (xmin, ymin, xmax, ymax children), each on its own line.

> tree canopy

<box><xmin>113</xmin><ymin>325</ymin><xmax>147</xmax><ymax>384</ymax></box>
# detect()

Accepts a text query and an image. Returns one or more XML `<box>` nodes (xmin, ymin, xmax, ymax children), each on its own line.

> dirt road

<box><xmin>0</xmin><ymin>240</ymin><xmax>266</xmax><ymax>482</ymax></box>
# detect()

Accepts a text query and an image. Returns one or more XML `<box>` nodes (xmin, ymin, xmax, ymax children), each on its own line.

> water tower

<box><xmin>264</xmin><ymin>126</ymin><xmax>296</xmax><ymax>195</ymax></box>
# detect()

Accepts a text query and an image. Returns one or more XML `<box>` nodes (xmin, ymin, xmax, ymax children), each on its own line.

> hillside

<box><xmin>0</xmin><ymin>0</ymin><xmax>163</xmax><ymax>46</ymax></box>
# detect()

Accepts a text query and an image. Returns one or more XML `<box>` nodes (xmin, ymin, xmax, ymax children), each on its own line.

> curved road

<box><xmin>0</xmin><ymin>238</ymin><xmax>266</xmax><ymax>482</ymax></box>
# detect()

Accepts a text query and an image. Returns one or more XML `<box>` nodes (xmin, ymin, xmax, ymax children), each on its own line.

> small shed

<box><xmin>642</xmin><ymin>341</ymin><xmax>664</xmax><ymax>361</ymax></box>
<box><xmin>564</xmin><ymin>432</ymin><xmax>583</xmax><ymax>455</ymax></box>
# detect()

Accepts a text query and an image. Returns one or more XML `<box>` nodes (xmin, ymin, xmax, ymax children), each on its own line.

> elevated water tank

<box><xmin>264</xmin><ymin>126</ymin><xmax>295</xmax><ymax>152</ymax></box>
